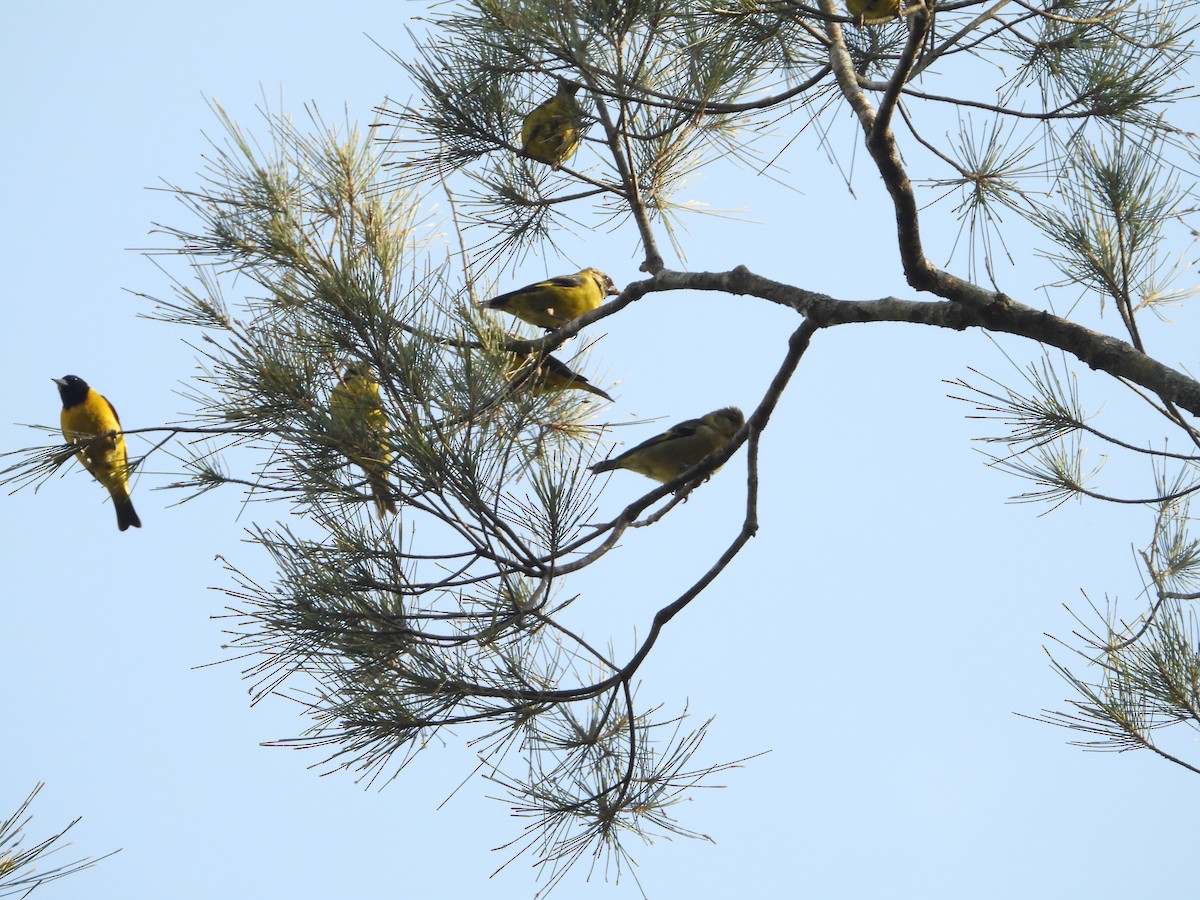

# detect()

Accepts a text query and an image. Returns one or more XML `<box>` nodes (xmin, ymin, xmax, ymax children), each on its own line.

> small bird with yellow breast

<box><xmin>845</xmin><ymin>0</ymin><xmax>903</xmax><ymax>26</ymax></box>
<box><xmin>54</xmin><ymin>374</ymin><xmax>142</xmax><ymax>531</ymax></box>
<box><xmin>330</xmin><ymin>361</ymin><xmax>398</xmax><ymax>518</ymax></box>
<box><xmin>521</xmin><ymin>80</ymin><xmax>586</xmax><ymax>167</ymax></box>
<box><xmin>590</xmin><ymin>407</ymin><xmax>744</xmax><ymax>484</ymax></box>
<box><xmin>481</xmin><ymin>268</ymin><xmax>619</xmax><ymax>330</ymax></box>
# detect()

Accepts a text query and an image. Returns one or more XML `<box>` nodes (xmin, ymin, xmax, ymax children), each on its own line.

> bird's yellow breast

<box><xmin>846</xmin><ymin>0</ymin><xmax>902</xmax><ymax>20</ymax></box>
<box><xmin>61</xmin><ymin>390</ymin><xmax>129</xmax><ymax>494</ymax></box>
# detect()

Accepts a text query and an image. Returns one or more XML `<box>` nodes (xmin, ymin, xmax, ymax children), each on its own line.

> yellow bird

<box><xmin>590</xmin><ymin>407</ymin><xmax>744</xmax><ymax>484</ymax></box>
<box><xmin>330</xmin><ymin>362</ymin><xmax>397</xmax><ymax>517</ymax></box>
<box><xmin>54</xmin><ymin>374</ymin><xmax>141</xmax><ymax>531</ymax></box>
<box><xmin>845</xmin><ymin>0</ymin><xmax>902</xmax><ymax>25</ymax></box>
<box><xmin>521</xmin><ymin>80</ymin><xmax>586</xmax><ymax>167</ymax></box>
<box><xmin>505</xmin><ymin>352</ymin><xmax>614</xmax><ymax>403</ymax></box>
<box><xmin>481</xmin><ymin>268</ymin><xmax>619</xmax><ymax>330</ymax></box>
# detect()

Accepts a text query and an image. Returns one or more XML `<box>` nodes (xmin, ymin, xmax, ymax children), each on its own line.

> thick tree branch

<box><xmin>641</xmin><ymin>267</ymin><xmax>1200</xmax><ymax>418</ymax></box>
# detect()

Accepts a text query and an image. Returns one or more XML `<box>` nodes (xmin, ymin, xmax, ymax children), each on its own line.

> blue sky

<box><xmin>3</xmin><ymin>3</ymin><xmax>1198</xmax><ymax>898</ymax></box>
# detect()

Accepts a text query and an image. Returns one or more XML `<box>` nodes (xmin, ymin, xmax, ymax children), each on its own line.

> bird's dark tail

<box><xmin>368</xmin><ymin>475</ymin><xmax>398</xmax><ymax>518</ymax></box>
<box><xmin>115</xmin><ymin>498</ymin><xmax>142</xmax><ymax>531</ymax></box>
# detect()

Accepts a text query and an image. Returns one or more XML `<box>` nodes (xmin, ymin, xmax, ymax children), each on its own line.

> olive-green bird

<box><xmin>505</xmin><ymin>352</ymin><xmax>614</xmax><ymax>403</ymax></box>
<box><xmin>330</xmin><ymin>361</ymin><xmax>397</xmax><ymax>518</ymax></box>
<box><xmin>590</xmin><ymin>407</ymin><xmax>744</xmax><ymax>484</ymax></box>
<box><xmin>54</xmin><ymin>374</ymin><xmax>142</xmax><ymax>531</ymax></box>
<box><xmin>521</xmin><ymin>80</ymin><xmax>586</xmax><ymax>167</ymax></box>
<box><xmin>481</xmin><ymin>268</ymin><xmax>619</xmax><ymax>330</ymax></box>
<box><xmin>846</xmin><ymin>0</ymin><xmax>902</xmax><ymax>25</ymax></box>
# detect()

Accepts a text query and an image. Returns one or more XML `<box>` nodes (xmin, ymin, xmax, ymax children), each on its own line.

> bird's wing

<box><xmin>541</xmin><ymin>354</ymin><xmax>582</xmax><ymax>381</ymax></box>
<box><xmin>101</xmin><ymin>394</ymin><xmax>122</xmax><ymax>427</ymax></box>
<box><xmin>616</xmin><ymin>416</ymin><xmax>704</xmax><ymax>459</ymax></box>
<box><xmin>542</xmin><ymin>273</ymin><xmax>587</xmax><ymax>289</ymax></box>
<box><xmin>542</xmin><ymin>355</ymin><xmax>613</xmax><ymax>400</ymax></box>
<box><xmin>661</xmin><ymin>417</ymin><xmax>704</xmax><ymax>441</ymax></box>
<box><xmin>481</xmin><ymin>284</ymin><xmax>528</xmax><ymax>307</ymax></box>
<box><xmin>484</xmin><ymin>273</ymin><xmax>584</xmax><ymax>307</ymax></box>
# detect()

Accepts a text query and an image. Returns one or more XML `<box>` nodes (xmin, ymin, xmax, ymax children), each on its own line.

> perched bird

<box><xmin>330</xmin><ymin>361</ymin><xmax>397</xmax><ymax>517</ymax></box>
<box><xmin>846</xmin><ymin>0</ymin><xmax>902</xmax><ymax>25</ymax></box>
<box><xmin>481</xmin><ymin>268</ymin><xmax>619</xmax><ymax>330</ymax></box>
<box><xmin>505</xmin><ymin>352</ymin><xmax>614</xmax><ymax>403</ymax></box>
<box><xmin>53</xmin><ymin>374</ymin><xmax>142</xmax><ymax>531</ymax></box>
<box><xmin>590</xmin><ymin>407</ymin><xmax>745</xmax><ymax>484</ymax></box>
<box><xmin>521</xmin><ymin>80</ymin><xmax>586</xmax><ymax>167</ymax></box>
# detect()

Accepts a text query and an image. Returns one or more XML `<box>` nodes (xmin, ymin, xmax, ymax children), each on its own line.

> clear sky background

<box><xmin>3</xmin><ymin>3</ymin><xmax>1197</xmax><ymax>898</ymax></box>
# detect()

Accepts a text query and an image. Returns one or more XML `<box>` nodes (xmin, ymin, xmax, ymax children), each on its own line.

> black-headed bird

<box><xmin>590</xmin><ymin>407</ymin><xmax>744</xmax><ymax>483</ymax></box>
<box><xmin>481</xmin><ymin>268</ymin><xmax>619</xmax><ymax>330</ymax></box>
<box><xmin>521</xmin><ymin>80</ymin><xmax>586</xmax><ymax>167</ymax></box>
<box><xmin>505</xmin><ymin>352</ymin><xmax>614</xmax><ymax>403</ymax></box>
<box><xmin>329</xmin><ymin>361</ymin><xmax>397</xmax><ymax>518</ymax></box>
<box><xmin>54</xmin><ymin>374</ymin><xmax>142</xmax><ymax>531</ymax></box>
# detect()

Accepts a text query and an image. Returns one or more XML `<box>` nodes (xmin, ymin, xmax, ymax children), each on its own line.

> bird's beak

<box><xmin>52</xmin><ymin>377</ymin><xmax>66</xmax><ymax>387</ymax></box>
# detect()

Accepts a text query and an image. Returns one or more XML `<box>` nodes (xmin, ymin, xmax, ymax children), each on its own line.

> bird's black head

<box><xmin>53</xmin><ymin>374</ymin><xmax>90</xmax><ymax>409</ymax></box>
<box><xmin>340</xmin><ymin>361</ymin><xmax>375</xmax><ymax>382</ymax></box>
